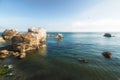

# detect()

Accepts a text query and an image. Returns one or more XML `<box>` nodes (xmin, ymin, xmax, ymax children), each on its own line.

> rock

<box><xmin>104</xmin><ymin>33</ymin><xmax>112</xmax><ymax>37</ymax></box>
<box><xmin>0</xmin><ymin>37</ymin><xmax>6</xmax><ymax>43</ymax></box>
<box><xmin>12</xmin><ymin>52</ymin><xmax>20</xmax><ymax>57</ymax></box>
<box><xmin>0</xmin><ymin>28</ymin><xmax>47</xmax><ymax>59</ymax></box>
<box><xmin>56</xmin><ymin>33</ymin><xmax>63</xmax><ymax>40</ymax></box>
<box><xmin>0</xmin><ymin>54</ymin><xmax>8</xmax><ymax>59</ymax></box>
<box><xmin>7</xmin><ymin>72</ymin><xmax>14</xmax><ymax>76</ymax></box>
<box><xmin>0</xmin><ymin>50</ymin><xmax>9</xmax><ymax>59</ymax></box>
<box><xmin>0</xmin><ymin>50</ymin><xmax>9</xmax><ymax>55</ymax></box>
<box><xmin>102</xmin><ymin>51</ymin><xmax>112</xmax><ymax>58</ymax></box>
<box><xmin>2</xmin><ymin>29</ymin><xmax>18</xmax><ymax>40</ymax></box>
<box><xmin>19</xmin><ymin>53</ymin><xmax>26</xmax><ymax>59</ymax></box>
<box><xmin>8</xmin><ymin>64</ymin><xmax>14</xmax><ymax>69</ymax></box>
<box><xmin>40</xmin><ymin>44</ymin><xmax>46</xmax><ymax>48</ymax></box>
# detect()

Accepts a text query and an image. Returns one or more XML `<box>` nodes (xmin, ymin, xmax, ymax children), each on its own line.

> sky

<box><xmin>0</xmin><ymin>0</ymin><xmax>120</xmax><ymax>32</ymax></box>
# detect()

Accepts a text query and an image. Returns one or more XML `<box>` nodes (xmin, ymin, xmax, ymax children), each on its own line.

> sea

<box><xmin>0</xmin><ymin>32</ymin><xmax>120</xmax><ymax>80</ymax></box>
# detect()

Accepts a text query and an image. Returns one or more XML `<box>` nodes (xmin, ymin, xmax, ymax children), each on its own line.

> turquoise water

<box><xmin>0</xmin><ymin>32</ymin><xmax>120</xmax><ymax>80</ymax></box>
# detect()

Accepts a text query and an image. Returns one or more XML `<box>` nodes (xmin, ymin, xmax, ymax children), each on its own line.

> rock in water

<box><xmin>2</xmin><ymin>29</ymin><xmax>18</xmax><ymax>40</ymax></box>
<box><xmin>0</xmin><ymin>27</ymin><xmax>47</xmax><ymax>59</ymax></box>
<box><xmin>0</xmin><ymin>50</ymin><xmax>9</xmax><ymax>55</ymax></box>
<box><xmin>0</xmin><ymin>50</ymin><xmax>9</xmax><ymax>59</ymax></box>
<box><xmin>102</xmin><ymin>51</ymin><xmax>112</xmax><ymax>58</ymax></box>
<box><xmin>19</xmin><ymin>53</ymin><xmax>26</xmax><ymax>59</ymax></box>
<box><xmin>56</xmin><ymin>33</ymin><xmax>63</xmax><ymax>40</ymax></box>
<box><xmin>104</xmin><ymin>33</ymin><xmax>112</xmax><ymax>37</ymax></box>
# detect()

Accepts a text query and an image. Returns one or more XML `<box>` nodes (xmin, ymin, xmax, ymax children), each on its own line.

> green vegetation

<box><xmin>0</xmin><ymin>68</ymin><xmax>9</xmax><ymax>75</ymax></box>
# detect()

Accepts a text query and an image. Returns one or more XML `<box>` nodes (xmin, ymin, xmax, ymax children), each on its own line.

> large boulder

<box><xmin>11</xmin><ymin>28</ymin><xmax>47</xmax><ymax>52</ymax></box>
<box><xmin>104</xmin><ymin>33</ymin><xmax>112</xmax><ymax>37</ymax></box>
<box><xmin>2</xmin><ymin>29</ymin><xmax>18</xmax><ymax>40</ymax></box>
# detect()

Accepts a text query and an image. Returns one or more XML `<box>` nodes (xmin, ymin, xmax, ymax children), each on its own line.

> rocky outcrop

<box><xmin>0</xmin><ymin>28</ymin><xmax>47</xmax><ymax>59</ymax></box>
<box><xmin>0</xmin><ymin>50</ymin><xmax>9</xmax><ymax>59</ymax></box>
<box><xmin>102</xmin><ymin>51</ymin><xmax>112</xmax><ymax>59</ymax></box>
<box><xmin>2</xmin><ymin>29</ymin><xmax>18</xmax><ymax>40</ymax></box>
<box><xmin>104</xmin><ymin>33</ymin><xmax>112</xmax><ymax>37</ymax></box>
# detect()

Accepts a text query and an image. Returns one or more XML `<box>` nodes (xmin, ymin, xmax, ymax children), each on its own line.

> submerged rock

<box><xmin>102</xmin><ymin>51</ymin><xmax>112</xmax><ymax>58</ymax></box>
<box><xmin>2</xmin><ymin>29</ymin><xmax>18</xmax><ymax>40</ymax></box>
<box><xmin>104</xmin><ymin>33</ymin><xmax>112</xmax><ymax>37</ymax></box>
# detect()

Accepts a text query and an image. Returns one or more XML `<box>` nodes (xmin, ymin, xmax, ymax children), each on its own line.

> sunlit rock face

<box><xmin>0</xmin><ymin>28</ymin><xmax>47</xmax><ymax>59</ymax></box>
<box><xmin>11</xmin><ymin>28</ymin><xmax>47</xmax><ymax>53</ymax></box>
<box><xmin>28</xmin><ymin>27</ymin><xmax>47</xmax><ymax>42</ymax></box>
<box><xmin>2</xmin><ymin>29</ymin><xmax>18</xmax><ymax>40</ymax></box>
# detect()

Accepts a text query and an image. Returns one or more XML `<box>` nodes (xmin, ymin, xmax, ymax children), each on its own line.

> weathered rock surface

<box><xmin>0</xmin><ymin>50</ymin><xmax>9</xmax><ymax>59</ymax></box>
<box><xmin>0</xmin><ymin>28</ymin><xmax>47</xmax><ymax>59</ymax></box>
<box><xmin>104</xmin><ymin>33</ymin><xmax>112</xmax><ymax>37</ymax></box>
<box><xmin>102</xmin><ymin>51</ymin><xmax>112</xmax><ymax>58</ymax></box>
<box><xmin>2</xmin><ymin>29</ymin><xmax>18</xmax><ymax>40</ymax></box>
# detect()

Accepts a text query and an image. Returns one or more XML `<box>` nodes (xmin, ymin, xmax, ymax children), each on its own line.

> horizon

<box><xmin>0</xmin><ymin>0</ymin><xmax>120</xmax><ymax>32</ymax></box>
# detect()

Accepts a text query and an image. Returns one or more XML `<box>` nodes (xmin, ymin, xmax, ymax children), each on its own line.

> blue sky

<box><xmin>0</xmin><ymin>0</ymin><xmax>120</xmax><ymax>32</ymax></box>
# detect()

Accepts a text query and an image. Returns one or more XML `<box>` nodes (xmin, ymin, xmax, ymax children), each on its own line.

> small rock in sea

<box><xmin>12</xmin><ymin>52</ymin><xmax>20</xmax><ymax>57</ymax></box>
<box><xmin>7</xmin><ymin>73</ymin><xmax>14</xmax><ymax>76</ymax></box>
<box><xmin>8</xmin><ymin>64</ymin><xmax>14</xmax><ymax>69</ymax></box>
<box><xmin>0</xmin><ymin>54</ymin><xmax>8</xmax><ymax>59</ymax></box>
<box><xmin>104</xmin><ymin>33</ymin><xmax>112</xmax><ymax>37</ymax></box>
<box><xmin>102</xmin><ymin>51</ymin><xmax>112</xmax><ymax>59</ymax></box>
<box><xmin>78</xmin><ymin>58</ymin><xmax>89</xmax><ymax>63</ymax></box>
<box><xmin>19</xmin><ymin>53</ymin><xmax>26</xmax><ymax>59</ymax></box>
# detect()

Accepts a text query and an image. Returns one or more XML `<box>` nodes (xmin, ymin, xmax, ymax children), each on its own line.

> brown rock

<box><xmin>19</xmin><ymin>53</ymin><xmax>26</xmax><ymax>59</ymax></box>
<box><xmin>2</xmin><ymin>29</ymin><xmax>18</xmax><ymax>40</ymax></box>
<box><xmin>12</xmin><ymin>52</ymin><xmax>20</xmax><ymax>57</ymax></box>
<box><xmin>102</xmin><ymin>51</ymin><xmax>112</xmax><ymax>58</ymax></box>
<box><xmin>0</xmin><ymin>50</ymin><xmax>9</xmax><ymax>55</ymax></box>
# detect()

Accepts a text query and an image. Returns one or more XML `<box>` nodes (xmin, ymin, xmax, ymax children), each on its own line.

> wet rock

<box><xmin>8</xmin><ymin>64</ymin><xmax>14</xmax><ymax>69</ymax></box>
<box><xmin>0</xmin><ymin>50</ymin><xmax>9</xmax><ymax>59</ymax></box>
<box><xmin>102</xmin><ymin>51</ymin><xmax>112</xmax><ymax>58</ymax></box>
<box><xmin>104</xmin><ymin>33</ymin><xmax>112</xmax><ymax>37</ymax></box>
<box><xmin>19</xmin><ymin>53</ymin><xmax>26</xmax><ymax>59</ymax></box>
<box><xmin>2</xmin><ymin>29</ymin><xmax>18</xmax><ymax>40</ymax></box>
<box><xmin>56</xmin><ymin>33</ymin><xmax>63</xmax><ymax>40</ymax></box>
<box><xmin>12</xmin><ymin>52</ymin><xmax>20</xmax><ymax>57</ymax></box>
<box><xmin>0</xmin><ymin>50</ymin><xmax>9</xmax><ymax>55</ymax></box>
<box><xmin>0</xmin><ymin>54</ymin><xmax>8</xmax><ymax>59</ymax></box>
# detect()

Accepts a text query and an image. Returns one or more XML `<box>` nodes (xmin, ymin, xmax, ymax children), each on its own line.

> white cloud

<box><xmin>70</xmin><ymin>0</ymin><xmax>120</xmax><ymax>32</ymax></box>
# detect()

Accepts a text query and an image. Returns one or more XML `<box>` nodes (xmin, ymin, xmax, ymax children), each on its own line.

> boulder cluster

<box><xmin>0</xmin><ymin>28</ymin><xmax>47</xmax><ymax>59</ymax></box>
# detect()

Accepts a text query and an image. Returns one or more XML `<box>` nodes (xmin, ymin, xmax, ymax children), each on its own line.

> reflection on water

<box><xmin>38</xmin><ymin>47</ymin><xmax>47</xmax><ymax>56</ymax></box>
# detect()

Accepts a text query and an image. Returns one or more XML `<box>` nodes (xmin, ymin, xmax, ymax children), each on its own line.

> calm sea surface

<box><xmin>0</xmin><ymin>32</ymin><xmax>120</xmax><ymax>80</ymax></box>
